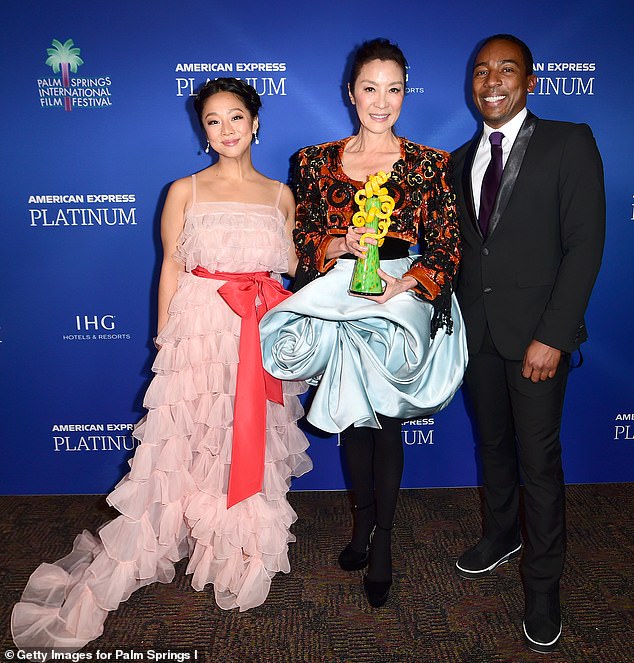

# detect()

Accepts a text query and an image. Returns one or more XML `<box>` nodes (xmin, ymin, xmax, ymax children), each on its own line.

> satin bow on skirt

<box><xmin>260</xmin><ymin>257</ymin><xmax>468</xmax><ymax>433</ymax></box>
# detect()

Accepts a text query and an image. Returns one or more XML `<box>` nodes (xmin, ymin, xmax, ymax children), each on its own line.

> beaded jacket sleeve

<box><xmin>292</xmin><ymin>137</ymin><xmax>461</xmax><ymax>334</ymax></box>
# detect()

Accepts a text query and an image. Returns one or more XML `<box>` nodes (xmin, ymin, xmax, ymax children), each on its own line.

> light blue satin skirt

<box><xmin>260</xmin><ymin>257</ymin><xmax>468</xmax><ymax>433</ymax></box>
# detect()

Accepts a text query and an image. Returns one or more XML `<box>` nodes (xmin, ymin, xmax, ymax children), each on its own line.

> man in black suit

<box><xmin>452</xmin><ymin>34</ymin><xmax>605</xmax><ymax>653</ymax></box>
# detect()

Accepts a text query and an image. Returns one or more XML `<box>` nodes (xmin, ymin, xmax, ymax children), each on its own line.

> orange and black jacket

<box><xmin>292</xmin><ymin>137</ymin><xmax>461</xmax><ymax>335</ymax></box>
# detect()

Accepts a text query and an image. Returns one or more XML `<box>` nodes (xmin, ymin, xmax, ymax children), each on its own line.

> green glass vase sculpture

<box><xmin>348</xmin><ymin>171</ymin><xmax>395</xmax><ymax>296</ymax></box>
<box><xmin>349</xmin><ymin>197</ymin><xmax>384</xmax><ymax>295</ymax></box>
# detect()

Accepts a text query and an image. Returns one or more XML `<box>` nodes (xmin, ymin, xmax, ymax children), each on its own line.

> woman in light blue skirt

<box><xmin>260</xmin><ymin>38</ymin><xmax>468</xmax><ymax>608</ymax></box>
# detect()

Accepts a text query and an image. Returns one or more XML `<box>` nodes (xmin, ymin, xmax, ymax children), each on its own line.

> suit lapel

<box><xmin>461</xmin><ymin>139</ymin><xmax>479</xmax><ymax>235</ymax></box>
<box><xmin>487</xmin><ymin>112</ymin><xmax>538</xmax><ymax>237</ymax></box>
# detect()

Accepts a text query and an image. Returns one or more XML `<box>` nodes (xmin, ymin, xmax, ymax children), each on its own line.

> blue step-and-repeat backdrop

<box><xmin>1</xmin><ymin>0</ymin><xmax>633</xmax><ymax>495</ymax></box>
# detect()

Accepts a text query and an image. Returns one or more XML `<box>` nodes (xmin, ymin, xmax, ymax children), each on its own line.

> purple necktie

<box><xmin>478</xmin><ymin>131</ymin><xmax>504</xmax><ymax>237</ymax></box>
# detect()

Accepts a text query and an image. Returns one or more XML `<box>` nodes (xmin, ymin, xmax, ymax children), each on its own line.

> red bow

<box><xmin>192</xmin><ymin>267</ymin><xmax>291</xmax><ymax>507</ymax></box>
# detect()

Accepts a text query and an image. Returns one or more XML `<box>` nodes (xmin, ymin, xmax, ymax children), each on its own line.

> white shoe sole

<box><xmin>523</xmin><ymin>619</ymin><xmax>562</xmax><ymax>653</ymax></box>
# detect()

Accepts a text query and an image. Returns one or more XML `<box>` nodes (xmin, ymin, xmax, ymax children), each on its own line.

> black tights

<box><xmin>340</xmin><ymin>414</ymin><xmax>404</xmax><ymax>581</ymax></box>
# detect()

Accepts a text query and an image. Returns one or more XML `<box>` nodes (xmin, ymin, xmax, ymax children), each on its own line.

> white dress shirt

<box><xmin>471</xmin><ymin>107</ymin><xmax>528</xmax><ymax>218</ymax></box>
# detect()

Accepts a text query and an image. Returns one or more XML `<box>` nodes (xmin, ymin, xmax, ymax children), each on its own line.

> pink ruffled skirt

<box><xmin>12</xmin><ymin>271</ymin><xmax>311</xmax><ymax>651</ymax></box>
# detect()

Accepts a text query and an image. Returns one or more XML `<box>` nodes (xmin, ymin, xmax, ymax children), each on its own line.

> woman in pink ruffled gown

<box><xmin>12</xmin><ymin>78</ymin><xmax>312</xmax><ymax>651</ymax></box>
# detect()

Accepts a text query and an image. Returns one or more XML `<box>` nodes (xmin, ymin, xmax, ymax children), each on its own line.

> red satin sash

<box><xmin>191</xmin><ymin>266</ymin><xmax>291</xmax><ymax>508</ymax></box>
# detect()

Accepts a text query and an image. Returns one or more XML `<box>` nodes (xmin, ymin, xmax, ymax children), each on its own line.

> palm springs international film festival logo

<box><xmin>38</xmin><ymin>39</ymin><xmax>112</xmax><ymax>111</ymax></box>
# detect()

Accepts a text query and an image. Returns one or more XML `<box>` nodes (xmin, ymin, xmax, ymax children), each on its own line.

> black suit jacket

<box><xmin>452</xmin><ymin>112</ymin><xmax>605</xmax><ymax>360</ymax></box>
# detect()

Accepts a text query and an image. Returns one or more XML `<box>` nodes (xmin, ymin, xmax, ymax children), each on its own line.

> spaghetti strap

<box><xmin>274</xmin><ymin>181</ymin><xmax>284</xmax><ymax>209</ymax></box>
<box><xmin>191</xmin><ymin>173</ymin><xmax>197</xmax><ymax>204</ymax></box>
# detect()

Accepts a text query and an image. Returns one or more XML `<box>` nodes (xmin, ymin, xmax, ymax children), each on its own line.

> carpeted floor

<box><xmin>1</xmin><ymin>484</ymin><xmax>632</xmax><ymax>662</ymax></box>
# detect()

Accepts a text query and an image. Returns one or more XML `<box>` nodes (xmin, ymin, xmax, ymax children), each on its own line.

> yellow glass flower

<box><xmin>351</xmin><ymin>171</ymin><xmax>396</xmax><ymax>246</ymax></box>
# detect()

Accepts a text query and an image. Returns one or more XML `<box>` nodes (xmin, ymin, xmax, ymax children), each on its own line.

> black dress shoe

<box><xmin>362</xmin><ymin>523</ymin><xmax>393</xmax><ymax>607</ymax></box>
<box><xmin>455</xmin><ymin>538</ymin><xmax>522</xmax><ymax>579</ymax></box>
<box><xmin>363</xmin><ymin>575</ymin><xmax>392</xmax><ymax>608</ymax></box>
<box><xmin>523</xmin><ymin>588</ymin><xmax>562</xmax><ymax>653</ymax></box>
<box><xmin>338</xmin><ymin>502</ymin><xmax>375</xmax><ymax>571</ymax></box>
<box><xmin>338</xmin><ymin>543</ymin><xmax>370</xmax><ymax>571</ymax></box>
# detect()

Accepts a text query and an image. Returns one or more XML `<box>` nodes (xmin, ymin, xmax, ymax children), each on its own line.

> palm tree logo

<box><xmin>45</xmin><ymin>39</ymin><xmax>84</xmax><ymax>112</ymax></box>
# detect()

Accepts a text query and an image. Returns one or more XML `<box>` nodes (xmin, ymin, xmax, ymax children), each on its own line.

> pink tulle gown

<box><xmin>12</xmin><ymin>176</ymin><xmax>312</xmax><ymax>651</ymax></box>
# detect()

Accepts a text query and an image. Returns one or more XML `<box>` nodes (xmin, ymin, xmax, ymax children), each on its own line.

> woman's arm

<box><xmin>404</xmin><ymin>151</ymin><xmax>461</xmax><ymax>334</ymax></box>
<box><xmin>293</xmin><ymin>145</ymin><xmax>372</xmax><ymax>278</ymax></box>
<box><xmin>156</xmin><ymin>179</ymin><xmax>188</xmax><ymax>336</ymax></box>
<box><xmin>279</xmin><ymin>184</ymin><xmax>298</xmax><ymax>278</ymax></box>
<box><xmin>292</xmin><ymin>147</ymin><xmax>339</xmax><ymax>280</ymax></box>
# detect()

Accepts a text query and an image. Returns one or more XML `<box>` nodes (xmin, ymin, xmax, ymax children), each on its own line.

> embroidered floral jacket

<box><xmin>292</xmin><ymin>136</ymin><xmax>461</xmax><ymax>334</ymax></box>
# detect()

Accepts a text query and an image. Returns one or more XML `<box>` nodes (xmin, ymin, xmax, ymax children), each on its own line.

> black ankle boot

<box><xmin>338</xmin><ymin>502</ymin><xmax>375</xmax><ymax>571</ymax></box>
<box><xmin>363</xmin><ymin>524</ymin><xmax>393</xmax><ymax>608</ymax></box>
<box><xmin>363</xmin><ymin>575</ymin><xmax>392</xmax><ymax>608</ymax></box>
